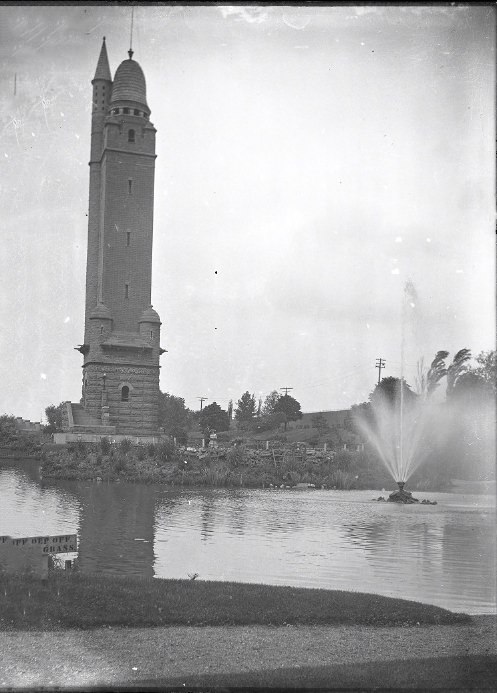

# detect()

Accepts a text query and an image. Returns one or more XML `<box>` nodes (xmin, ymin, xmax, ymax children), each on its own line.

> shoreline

<box><xmin>6</xmin><ymin>445</ymin><xmax>494</xmax><ymax>493</ymax></box>
<box><xmin>0</xmin><ymin>573</ymin><xmax>473</xmax><ymax>631</ymax></box>
<box><xmin>39</xmin><ymin>450</ymin><xmax>453</xmax><ymax>492</ymax></box>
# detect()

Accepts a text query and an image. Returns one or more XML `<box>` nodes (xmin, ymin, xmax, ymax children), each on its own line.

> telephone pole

<box><xmin>375</xmin><ymin>358</ymin><xmax>386</xmax><ymax>385</ymax></box>
<box><xmin>197</xmin><ymin>397</ymin><xmax>208</xmax><ymax>411</ymax></box>
<box><xmin>280</xmin><ymin>387</ymin><xmax>293</xmax><ymax>396</ymax></box>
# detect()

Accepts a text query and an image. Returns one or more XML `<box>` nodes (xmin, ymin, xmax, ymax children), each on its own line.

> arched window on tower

<box><xmin>128</xmin><ymin>129</ymin><xmax>135</xmax><ymax>143</ymax></box>
<box><xmin>121</xmin><ymin>386</ymin><xmax>130</xmax><ymax>402</ymax></box>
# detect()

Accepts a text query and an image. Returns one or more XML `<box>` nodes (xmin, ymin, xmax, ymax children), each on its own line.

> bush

<box><xmin>156</xmin><ymin>439</ymin><xmax>175</xmax><ymax>464</ymax></box>
<box><xmin>226</xmin><ymin>446</ymin><xmax>247</xmax><ymax>467</ymax></box>
<box><xmin>113</xmin><ymin>455</ymin><xmax>127</xmax><ymax>474</ymax></box>
<box><xmin>100</xmin><ymin>437</ymin><xmax>111</xmax><ymax>455</ymax></box>
<box><xmin>333</xmin><ymin>450</ymin><xmax>356</xmax><ymax>470</ymax></box>
<box><xmin>147</xmin><ymin>443</ymin><xmax>156</xmax><ymax>457</ymax></box>
<box><xmin>170</xmin><ymin>427</ymin><xmax>188</xmax><ymax>446</ymax></box>
<box><xmin>119</xmin><ymin>438</ymin><xmax>132</xmax><ymax>454</ymax></box>
<box><xmin>68</xmin><ymin>440</ymin><xmax>88</xmax><ymax>458</ymax></box>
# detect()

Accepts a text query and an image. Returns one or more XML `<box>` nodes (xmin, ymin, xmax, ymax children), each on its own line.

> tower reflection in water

<box><xmin>76</xmin><ymin>482</ymin><xmax>156</xmax><ymax>578</ymax></box>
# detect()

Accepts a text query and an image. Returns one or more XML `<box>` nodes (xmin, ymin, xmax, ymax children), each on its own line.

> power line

<box><xmin>375</xmin><ymin>358</ymin><xmax>386</xmax><ymax>385</ymax></box>
<box><xmin>297</xmin><ymin>365</ymin><xmax>373</xmax><ymax>391</ymax></box>
<box><xmin>280</xmin><ymin>387</ymin><xmax>293</xmax><ymax>396</ymax></box>
<box><xmin>197</xmin><ymin>397</ymin><xmax>208</xmax><ymax>410</ymax></box>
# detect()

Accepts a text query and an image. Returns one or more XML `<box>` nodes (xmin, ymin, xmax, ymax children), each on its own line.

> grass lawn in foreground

<box><xmin>0</xmin><ymin>572</ymin><xmax>470</xmax><ymax>630</ymax></box>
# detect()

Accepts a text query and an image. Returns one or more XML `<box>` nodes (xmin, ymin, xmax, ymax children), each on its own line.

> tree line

<box><xmin>40</xmin><ymin>348</ymin><xmax>494</xmax><ymax>486</ymax></box>
<box><xmin>159</xmin><ymin>389</ymin><xmax>303</xmax><ymax>442</ymax></box>
<box><xmin>42</xmin><ymin>389</ymin><xmax>303</xmax><ymax>443</ymax></box>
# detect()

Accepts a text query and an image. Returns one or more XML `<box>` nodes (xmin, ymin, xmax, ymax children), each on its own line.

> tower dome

<box><xmin>139</xmin><ymin>305</ymin><xmax>161</xmax><ymax>324</ymax></box>
<box><xmin>110</xmin><ymin>56</ymin><xmax>148</xmax><ymax>109</ymax></box>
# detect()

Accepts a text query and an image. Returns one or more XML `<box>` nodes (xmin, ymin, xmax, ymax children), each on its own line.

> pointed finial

<box><xmin>129</xmin><ymin>6</ymin><xmax>134</xmax><ymax>60</ymax></box>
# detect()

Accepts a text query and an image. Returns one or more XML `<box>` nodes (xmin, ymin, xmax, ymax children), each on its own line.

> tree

<box><xmin>158</xmin><ymin>392</ymin><xmax>190</xmax><ymax>443</ymax></box>
<box><xmin>345</xmin><ymin>402</ymin><xmax>371</xmax><ymax>434</ymax></box>
<box><xmin>199</xmin><ymin>402</ymin><xmax>229</xmax><ymax>436</ymax></box>
<box><xmin>369</xmin><ymin>377</ymin><xmax>417</xmax><ymax>409</ymax></box>
<box><xmin>444</xmin><ymin>371</ymin><xmax>495</xmax><ymax>481</ymax></box>
<box><xmin>262</xmin><ymin>390</ymin><xmax>280</xmax><ymax>416</ymax></box>
<box><xmin>273</xmin><ymin>394</ymin><xmax>303</xmax><ymax>430</ymax></box>
<box><xmin>450</xmin><ymin>371</ymin><xmax>494</xmax><ymax>405</ymax></box>
<box><xmin>257</xmin><ymin>397</ymin><xmax>262</xmax><ymax>417</ymax></box>
<box><xmin>44</xmin><ymin>403</ymin><xmax>64</xmax><ymax>434</ymax></box>
<box><xmin>426</xmin><ymin>351</ymin><xmax>449</xmax><ymax>397</ymax></box>
<box><xmin>234</xmin><ymin>391</ymin><xmax>257</xmax><ymax>430</ymax></box>
<box><xmin>0</xmin><ymin>415</ymin><xmax>39</xmax><ymax>453</ymax></box>
<box><xmin>473</xmin><ymin>350</ymin><xmax>496</xmax><ymax>393</ymax></box>
<box><xmin>0</xmin><ymin>415</ymin><xmax>22</xmax><ymax>445</ymax></box>
<box><xmin>254</xmin><ymin>411</ymin><xmax>287</xmax><ymax>432</ymax></box>
<box><xmin>446</xmin><ymin>348</ymin><xmax>471</xmax><ymax>399</ymax></box>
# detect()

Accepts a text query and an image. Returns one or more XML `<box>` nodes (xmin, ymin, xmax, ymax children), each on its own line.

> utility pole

<box><xmin>375</xmin><ymin>358</ymin><xmax>386</xmax><ymax>385</ymax></box>
<box><xmin>280</xmin><ymin>387</ymin><xmax>293</xmax><ymax>396</ymax></box>
<box><xmin>197</xmin><ymin>397</ymin><xmax>208</xmax><ymax>411</ymax></box>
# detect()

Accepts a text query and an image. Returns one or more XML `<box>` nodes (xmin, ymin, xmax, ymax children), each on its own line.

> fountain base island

<box><xmin>388</xmin><ymin>481</ymin><xmax>418</xmax><ymax>504</ymax></box>
<box><xmin>375</xmin><ymin>482</ymin><xmax>437</xmax><ymax>505</ymax></box>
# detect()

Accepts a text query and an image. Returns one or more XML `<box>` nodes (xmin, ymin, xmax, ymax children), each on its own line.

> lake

<box><xmin>1</xmin><ymin>461</ymin><xmax>495</xmax><ymax>614</ymax></box>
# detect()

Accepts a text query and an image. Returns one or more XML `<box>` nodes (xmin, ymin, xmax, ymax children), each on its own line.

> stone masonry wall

<box><xmin>83</xmin><ymin>362</ymin><xmax>160</xmax><ymax>434</ymax></box>
<box><xmin>100</xmin><ymin>124</ymin><xmax>156</xmax><ymax>333</ymax></box>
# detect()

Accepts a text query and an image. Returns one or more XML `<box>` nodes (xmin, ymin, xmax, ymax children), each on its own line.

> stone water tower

<box><xmin>64</xmin><ymin>39</ymin><xmax>164</xmax><ymax>439</ymax></box>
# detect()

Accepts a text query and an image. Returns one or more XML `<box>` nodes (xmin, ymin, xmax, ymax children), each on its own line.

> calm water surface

<box><xmin>1</xmin><ymin>461</ymin><xmax>495</xmax><ymax>614</ymax></box>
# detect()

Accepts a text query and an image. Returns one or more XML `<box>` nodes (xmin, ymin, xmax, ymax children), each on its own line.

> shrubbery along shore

<box><xmin>40</xmin><ymin>437</ymin><xmax>411</xmax><ymax>490</ymax></box>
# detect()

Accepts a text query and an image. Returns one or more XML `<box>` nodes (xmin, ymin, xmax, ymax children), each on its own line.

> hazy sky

<box><xmin>0</xmin><ymin>5</ymin><xmax>495</xmax><ymax>421</ymax></box>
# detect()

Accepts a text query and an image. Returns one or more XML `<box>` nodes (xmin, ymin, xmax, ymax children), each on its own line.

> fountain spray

<box><xmin>400</xmin><ymin>280</ymin><xmax>418</xmax><ymax>483</ymax></box>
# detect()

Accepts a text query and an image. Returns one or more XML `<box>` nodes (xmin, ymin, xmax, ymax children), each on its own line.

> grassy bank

<box><xmin>0</xmin><ymin>573</ymin><xmax>470</xmax><ymax>631</ymax></box>
<box><xmin>41</xmin><ymin>438</ymin><xmax>397</xmax><ymax>490</ymax></box>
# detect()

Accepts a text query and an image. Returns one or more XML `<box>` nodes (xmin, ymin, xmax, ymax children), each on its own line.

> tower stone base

<box><xmin>83</xmin><ymin>362</ymin><xmax>160</xmax><ymax>435</ymax></box>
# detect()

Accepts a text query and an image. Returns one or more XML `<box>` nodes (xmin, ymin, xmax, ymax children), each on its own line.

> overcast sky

<box><xmin>0</xmin><ymin>5</ymin><xmax>495</xmax><ymax>422</ymax></box>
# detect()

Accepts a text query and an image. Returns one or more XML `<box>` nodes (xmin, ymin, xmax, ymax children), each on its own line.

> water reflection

<box><xmin>341</xmin><ymin>502</ymin><xmax>496</xmax><ymax>611</ymax></box>
<box><xmin>1</xmin><ymin>465</ymin><xmax>495</xmax><ymax>614</ymax></box>
<box><xmin>200</xmin><ymin>496</ymin><xmax>217</xmax><ymax>541</ymax></box>
<box><xmin>76</xmin><ymin>482</ymin><xmax>156</xmax><ymax>578</ymax></box>
<box><xmin>0</xmin><ymin>463</ymin><xmax>79</xmax><ymax>537</ymax></box>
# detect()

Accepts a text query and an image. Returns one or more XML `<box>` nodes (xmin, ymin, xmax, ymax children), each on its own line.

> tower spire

<box><xmin>128</xmin><ymin>6</ymin><xmax>134</xmax><ymax>59</ymax></box>
<box><xmin>93</xmin><ymin>36</ymin><xmax>112</xmax><ymax>82</ymax></box>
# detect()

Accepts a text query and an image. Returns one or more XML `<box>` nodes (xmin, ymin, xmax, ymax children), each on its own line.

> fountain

<box><xmin>355</xmin><ymin>282</ymin><xmax>437</xmax><ymax>505</ymax></box>
<box><xmin>388</xmin><ymin>480</ymin><xmax>418</xmax><ymax>504</ymax></box>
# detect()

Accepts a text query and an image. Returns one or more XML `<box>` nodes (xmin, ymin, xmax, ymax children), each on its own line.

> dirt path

<box><xmin>2</xmin><ymin>617</ymin><xmax>496</xmax><ymax>689</ymax></box>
